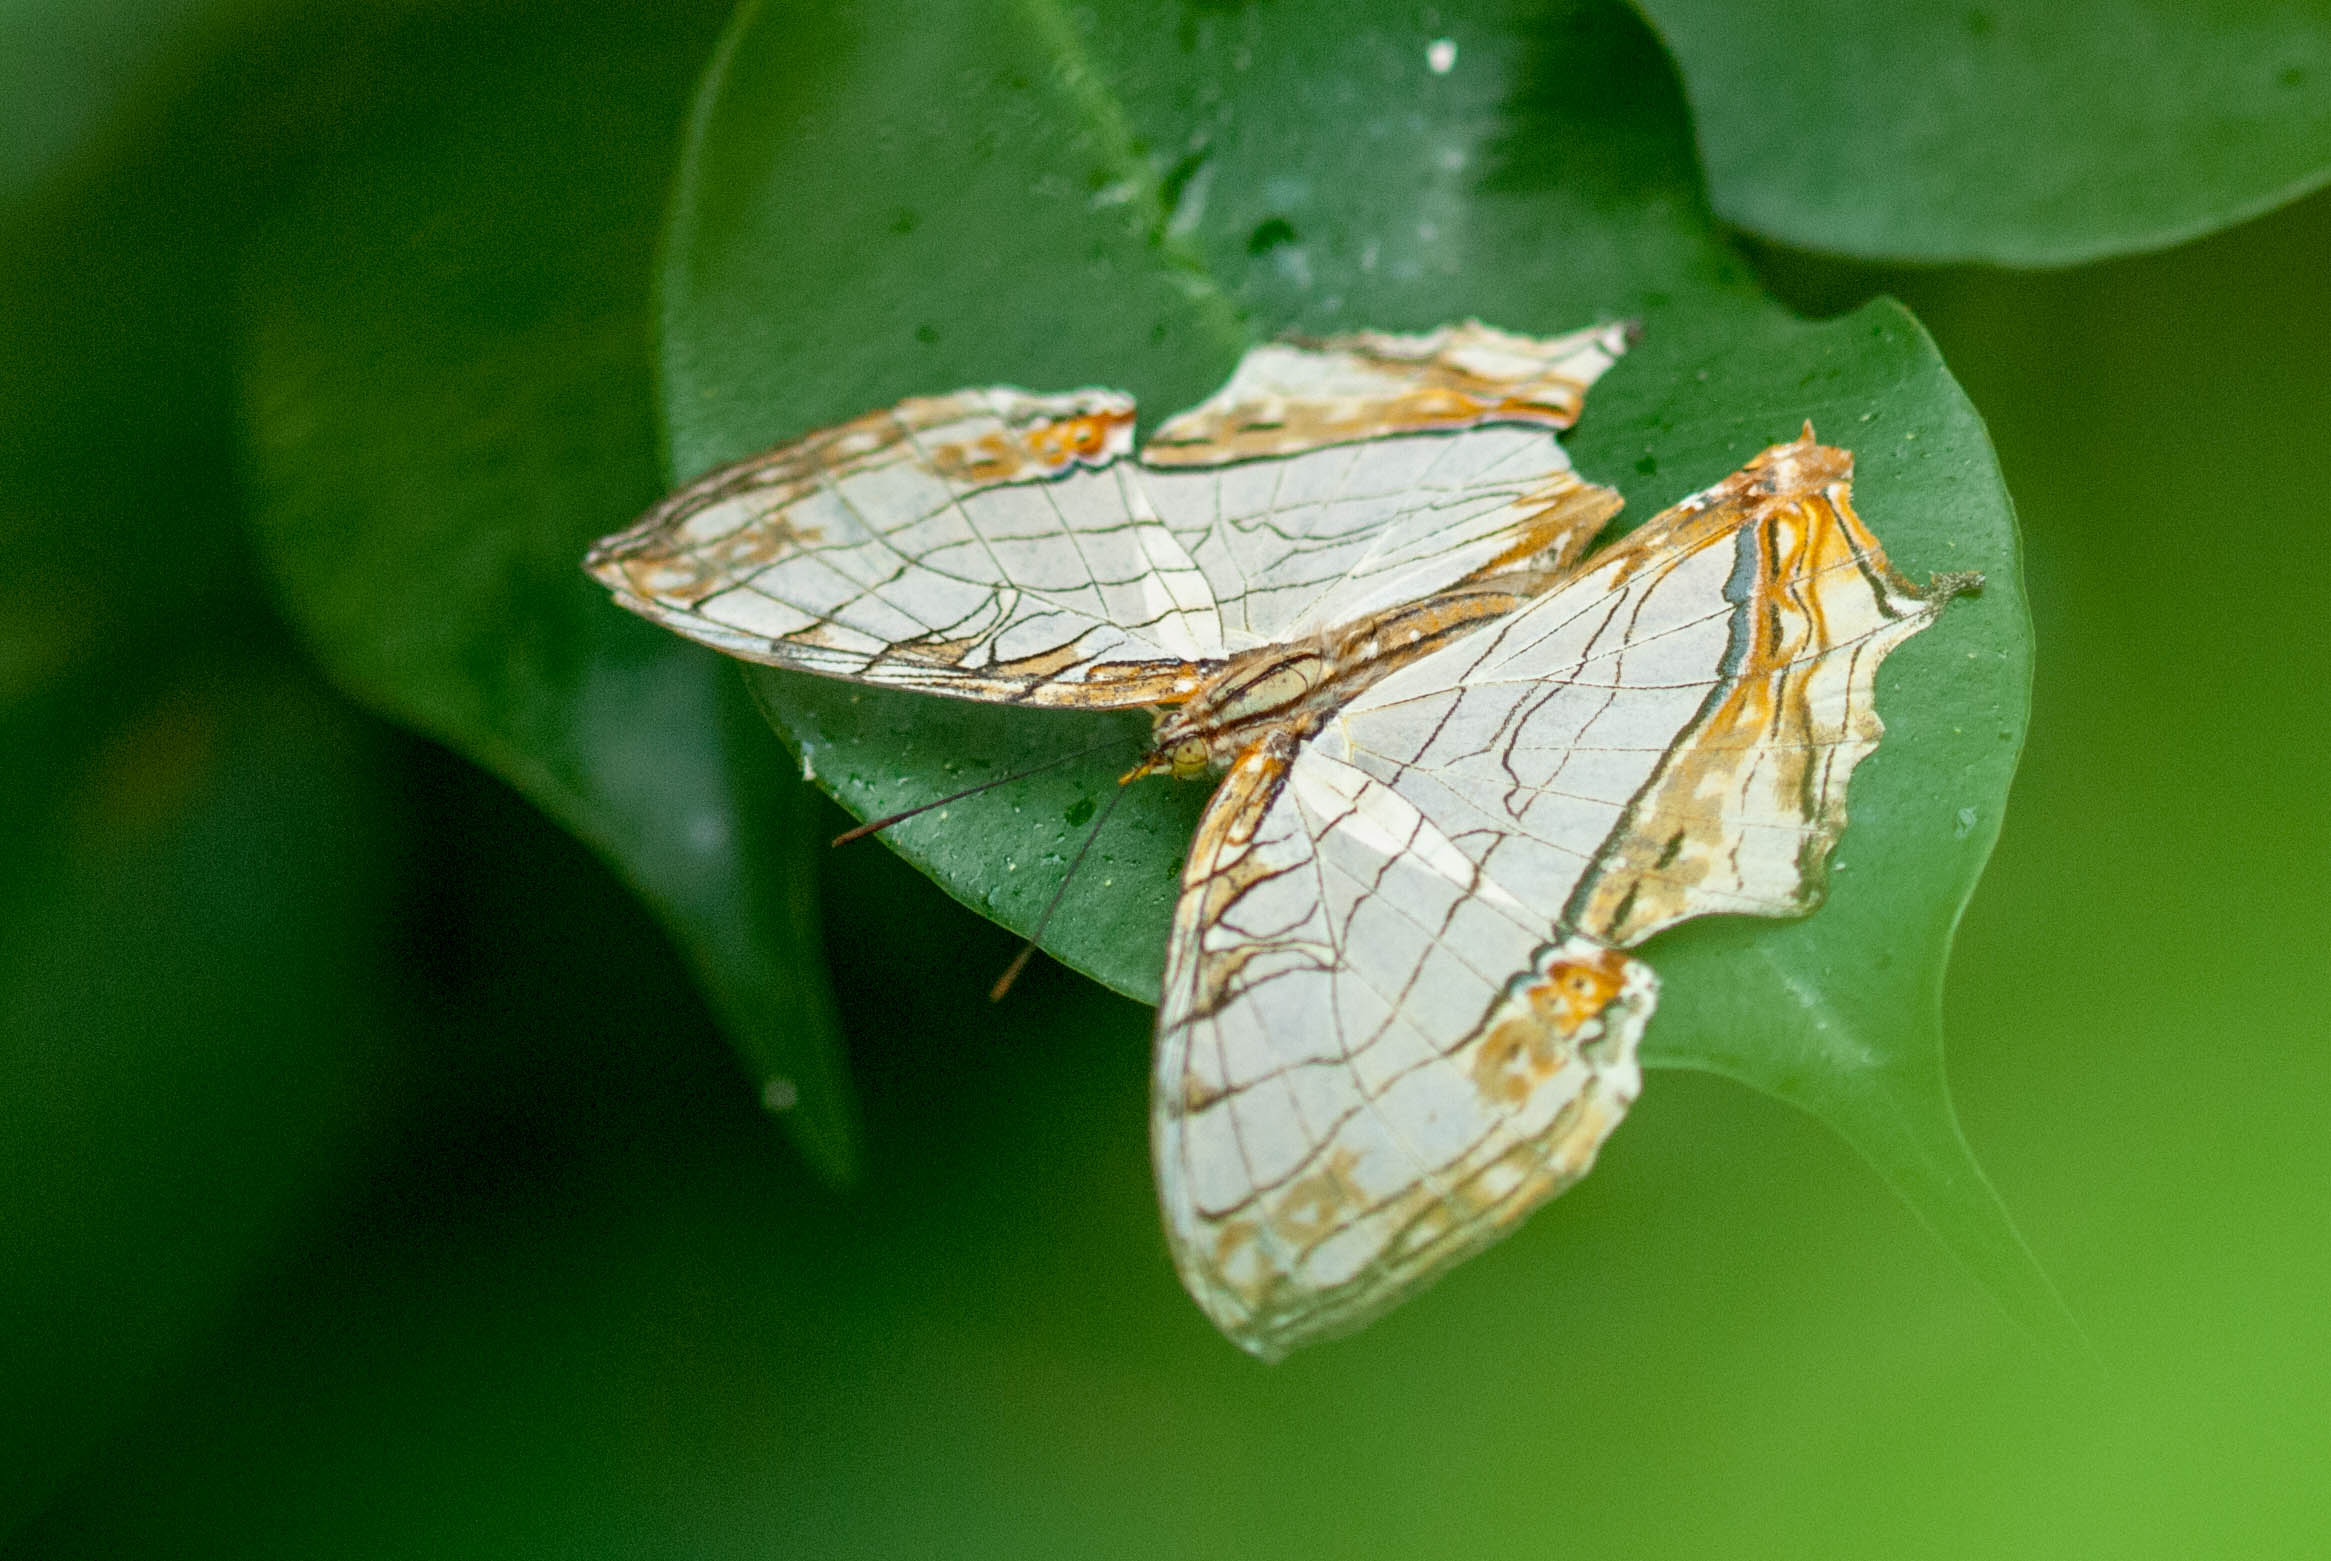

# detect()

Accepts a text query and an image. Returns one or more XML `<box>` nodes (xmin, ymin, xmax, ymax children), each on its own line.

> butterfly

<box><xmin>586</xmin><ymin>321</ymin><xmax>1975</xmax><ymax>1360</ymax></box>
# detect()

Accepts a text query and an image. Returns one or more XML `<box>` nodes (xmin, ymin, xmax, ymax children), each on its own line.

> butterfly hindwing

<box><xmin>1140</xmin><ymin>321</ymin><xmax>1632</xmax><ymax>647</ymax></box>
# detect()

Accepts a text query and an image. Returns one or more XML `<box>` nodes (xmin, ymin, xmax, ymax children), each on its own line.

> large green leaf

<box><xmin>1634</xmin><ymin>0</ymin><xmax>2331</xmax><ymax>265</ymax></box>
<box><xmin>660</xmin><ymin>0</ymin><xmax>2067</xmax><ymax>1346</ymax></box>
<box><xmin>235</xmin><ymin>3</ymin><xmax>857</xmax><ymax>1179</ymax></box>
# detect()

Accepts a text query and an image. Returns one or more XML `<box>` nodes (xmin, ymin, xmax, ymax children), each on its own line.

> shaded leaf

<box><xmin>236</xmin><ymin>3</ymin><xmax>856</xmax><ymax>1179</ymax></box>
<box><xmin>0</xmin><ymin>0</ymin><xmax>245</xmax><ymax>204</ymax></box>
<box><xmin>1634</xmin><ymin>0</ymin><xmax>2331</xmax><ymax>264</ymax></box>
<box><xmin>660</xmin><ymin>0</ymin><xmax>2065</xmax><ymax>1343</ymax></box>
<box><xmin>0</xmin><ymin>658</ymin><xmax>401</xmax><ymax>1531</ymax></box>
<box><xmin>0</xmin><ymin>67</ymin><xmax>245</xmax><ymax>711</ymax></box>
<box><xmin>0</xmin><ymin>0</ymin><xmax>546</xmax><ymax>712</ymax></box>
<box><xmin>0</xmin><ymin>13</ymin><xmax>486</xmax><ymax>1523</ymax></box>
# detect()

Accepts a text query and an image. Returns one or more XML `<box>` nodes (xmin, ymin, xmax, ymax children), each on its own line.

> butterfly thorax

<box><xmin>1133</xmin><ymin>575</ymin><xmax>1545</xmax><ymax>782</ymax></box>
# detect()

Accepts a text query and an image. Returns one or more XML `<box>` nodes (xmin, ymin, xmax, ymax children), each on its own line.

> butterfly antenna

<box><xmin>988</xmin><ymin>778</ymin><xmax>1132</xmax><ymax>1003</ymax></box>
<box><xmin>830</xmin><ymin>736</ymin><xmax>1123</xmax><ymax>847</ymax></box>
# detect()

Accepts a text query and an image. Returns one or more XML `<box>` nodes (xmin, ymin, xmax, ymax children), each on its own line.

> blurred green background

<box><xmin>4</xmin><ymin>2</ymin><xmax>2329</xmax><ymax>1556</ymax></box>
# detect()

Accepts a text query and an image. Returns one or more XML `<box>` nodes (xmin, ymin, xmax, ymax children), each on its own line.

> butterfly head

<box><xmin>1133</xmin><ymin>734</ymin><xmax>1215</xmax><ymax>782</ymax></box>
<box><xmin>1169</xmin><ymin>737</ymin><xmax>1216</xmax><ymax>780</ymax></box>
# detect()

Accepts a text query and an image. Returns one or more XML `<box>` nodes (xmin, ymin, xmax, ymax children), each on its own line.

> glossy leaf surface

<box><xmin>659</xmin><ymin>0</ymin><xmax>2064</xmax><ymax>1341</ymax></box>
<box><xmin>1635</xmin><ymin>0</ymin><xmax>2331</xmax><ymax>264</ymax></box>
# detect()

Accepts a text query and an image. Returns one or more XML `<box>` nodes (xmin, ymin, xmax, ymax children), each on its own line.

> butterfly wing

<box><xmin>587</xmin><ymin>322</ymin><xmax>1631</xmax><ymax>708</ymax></box>
<box><xmin>1154</xmin><ymin>433</ymin><xmax>1966</xmax><ymax>1358</ymax></box>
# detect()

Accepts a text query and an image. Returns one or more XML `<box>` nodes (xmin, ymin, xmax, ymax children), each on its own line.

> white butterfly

<box><xmin>587</xmin><ymin>321</ymin><xmax>1973</xmax><ymax>1359</ymax></box>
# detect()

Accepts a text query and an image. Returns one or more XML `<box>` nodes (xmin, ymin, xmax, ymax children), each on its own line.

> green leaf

<box><xmin>235</xmin><ymin>3</ymin><xmax>857</xmax><ymax>1180</ymax></box>
<box><xmin>660</xmin><ymin>0</ymin><xmax>2068</xmax><ymax>1346</ymax></box>
<box><xmin>0</xmin><ymin>19</ymin><xmax>465</xmax><ymax>1518</ymax></box>
<box><xmin>0</xmin><ymin>49</ymin><xmax>246</xmax><ymax>711</ymax></box>
<box><xmin>1565</xmin><ymin>302</ymin><xmax>2074</xmax><ymax>1356</ymax></box>
<box><xmin>0</xmin><ymin>0</ymin><xmax>232</xmax><ymax>203</ymax></box>
<box><xmin>1633</xmin><ymin>0</ymin><xmax>2331</xmax><ymax>265</ymax></box>
<box><xmin>0</xmin><ymin>658</ymin><xmax>401</xmax><ymax>1531</ymax></box>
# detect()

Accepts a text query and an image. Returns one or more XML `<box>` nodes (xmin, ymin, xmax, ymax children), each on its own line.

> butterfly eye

<box><xmin>1170</xmin><ymin>738</ymin><xmax>1212</xmax><ymax>778</ymax></box>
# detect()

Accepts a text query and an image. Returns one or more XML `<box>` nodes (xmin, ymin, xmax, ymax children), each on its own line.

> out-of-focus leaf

<box><xmin>235</xmin><ymin>3</ymin><xmax>856</xmax><ymax>1178</ymax></box>
<box><xmin>0</xmin><ymin>0</ymin><xmax>233</xmax><ymax>203</ymax></box>
<box><xmin>0</xmin><ymin>96</ymin><xmax>242</xmax><ymax>710</ymax></box>
<box><xmin>0</xmin><ymin>11</ymin><xmax>496</xmax><ymax>1525</ymax></box>
<box><xmin>1634</xmin><ymin>0</ymin><xmax>2331</xmax><ymax>265</ymax></box>
<box><xmin>0</xmin><ymin>660</ymin><xmax>399</xmax><ymax>1533</ymax></box>
<box><xmin>0</xmin><ymin>0</ymin><xmax>570</xmax><ymax>208</ymax></box>
<box><xmin>0</xmin><ymin>0</ymin><xmax>504</xmax><ymax>710</ymax></box>
<box><xmin>658</xmin><ymin>0</ymin><xmax>2067</xmax><ymax>1345</ymax></box>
